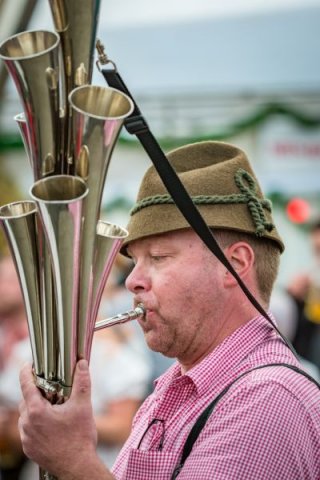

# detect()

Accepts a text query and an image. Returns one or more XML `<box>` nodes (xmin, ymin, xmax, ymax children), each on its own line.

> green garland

<box><xmin>151</xmin><ymin>103</ymin><xmax>320</xmax><ymax>149</ymax></box>
<box><xmin>119</xmin><ymin>102</ymin><xmax>320</xmax><ymax>149</ymax></box>
<box><xmin>0</xmin><ymin>102</ymin><xmax>319</xmax><ymax>152</ymax></box>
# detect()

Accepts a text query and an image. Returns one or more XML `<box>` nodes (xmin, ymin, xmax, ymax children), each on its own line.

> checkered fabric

<box><xmin>112</xmin><ymin>315</ymin><xmax>320</xmax><ymax>479</ymax></box>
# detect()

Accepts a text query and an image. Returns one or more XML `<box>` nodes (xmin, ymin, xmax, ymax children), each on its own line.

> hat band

<box><xmin>130</xmin><ymin>169</ymin><xmax>275</xmax><ymax>237</ymax></box>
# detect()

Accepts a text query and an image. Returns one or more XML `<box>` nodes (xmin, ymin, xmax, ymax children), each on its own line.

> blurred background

<box><xmin>0</xmin><ymin>0</ymin><xmax>320</xmax><ymax>478</ymax></box>
<box><xmin>0</xmin><ymin>0</ymin><xmax>320</xmax><ymax>283</ymax></box>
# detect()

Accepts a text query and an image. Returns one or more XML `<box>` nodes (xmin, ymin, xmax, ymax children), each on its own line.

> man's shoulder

<box><xmin>179</xmin><ymin>360</ymin><xmax>320</xmax><ymax>480</ymax></box>
<box><xmin>242</xmin><ymin>337</ymin><xmax>318</xmax><ymax>389</ymax></box>
<box><xmin>217</xmin><ymin>361</ymin><xmax>320</xmax><ymax>421</ymax></box>
<box><xmin>240</xmin><ymin>361</ymin><xmax>319</xmax><ymax>390</ymax></box>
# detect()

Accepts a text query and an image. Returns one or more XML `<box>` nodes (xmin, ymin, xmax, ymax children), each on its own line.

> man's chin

<box><xmin>145</xmin><ymin>336</ymin><xmax>177</xmax><ymax>358</ymax></box>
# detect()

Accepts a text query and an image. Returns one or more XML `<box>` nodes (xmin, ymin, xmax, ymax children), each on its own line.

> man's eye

<box><xmin>151</xmin><ymin>255</ymin><xmax>166</xmax><ymax>262</ymax></box>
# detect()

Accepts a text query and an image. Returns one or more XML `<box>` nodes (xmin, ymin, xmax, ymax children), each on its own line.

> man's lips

<box><xmin>141</xmin><ymin>308</ymin><xmax>154</xmax><ymax>320</ymax></box>
<box><xmin>136</xmin><ymin>306</ymin><xmax>155</xmax><ymax>329</ymax></box>
<box><xmin>134</xmin><ymin>300</ymin><xmax>152</xmax><ymax>314</ymax></box>
<box><xmin>133</xmin><ymin>300</ymin><xmax>157</xmax><ymax>323</ymax></box>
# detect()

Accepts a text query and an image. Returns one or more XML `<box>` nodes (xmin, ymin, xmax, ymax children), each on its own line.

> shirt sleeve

<box><xmin>178</xmin><ymin>380</ymin><xmax>319</xmax><ymax>480</ymax></box>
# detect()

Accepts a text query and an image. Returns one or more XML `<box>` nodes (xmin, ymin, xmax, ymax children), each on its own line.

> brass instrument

<box><xmin>0</xmin><ymin>2</ymin><xmax>138</xmax><ymax>478</ymax></box>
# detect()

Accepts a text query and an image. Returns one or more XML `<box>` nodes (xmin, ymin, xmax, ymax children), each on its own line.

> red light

<box><xmin>286</xmin><ymin>198</ymin><xmax>311</xmax><ymax>223</ymax></box>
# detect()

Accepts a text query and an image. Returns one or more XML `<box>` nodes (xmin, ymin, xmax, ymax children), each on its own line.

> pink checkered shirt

<box><xmin>112</xmin><ymin>315</ymin><xmax>320</xmax><ymax>479</ymax></box>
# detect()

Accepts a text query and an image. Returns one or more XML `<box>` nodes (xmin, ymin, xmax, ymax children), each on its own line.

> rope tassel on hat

<box><xmin>131</xmin><ymin>168</ymin><xmax>275</xmax><ymax>237</ymax></box>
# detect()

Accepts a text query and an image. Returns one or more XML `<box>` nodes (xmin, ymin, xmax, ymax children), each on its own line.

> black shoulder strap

<box><xmin>171</xmin><ymin>363</ymin><xmax>320</xmax><ymax>479</ymax></box>
<box><xmin>99</xmin><ymin>62</ymin><xmax>297</xmax><ymax>358</ymax></box>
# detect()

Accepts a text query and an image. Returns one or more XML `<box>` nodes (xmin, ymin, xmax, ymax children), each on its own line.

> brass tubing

<box><xmin>94</xmin><ymin>305</ymin><xmax>146</xmax><ymax>331</ymax></box>
<box><xmin>87</xmin><ymin>221</ymin><xmax>128</xmax><ymax>352</ymax></box>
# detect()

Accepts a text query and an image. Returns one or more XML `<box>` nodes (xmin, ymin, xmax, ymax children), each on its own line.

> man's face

<box><xmin>125</xmin><ymin>229</ymin><xmax>227</xmax><ymax>364</ymax></box>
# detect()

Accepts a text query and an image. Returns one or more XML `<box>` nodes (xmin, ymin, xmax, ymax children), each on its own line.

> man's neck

<box><xmin>179</xmin><ymin>302</ymin><xmax>259</xmax><ymax>374</ymax></box>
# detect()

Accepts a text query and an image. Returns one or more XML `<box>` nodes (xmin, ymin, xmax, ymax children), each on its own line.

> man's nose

<box><xmin>125</xmin><ymin>263</ymin><xmax>150</xmax><ymax>293</ymax></box>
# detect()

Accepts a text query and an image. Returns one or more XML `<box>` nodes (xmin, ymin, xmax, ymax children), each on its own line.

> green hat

<box><xmin>122</xmin><ymin>141</ymin><xmax>284</xmax><ymax>254</ymax></box>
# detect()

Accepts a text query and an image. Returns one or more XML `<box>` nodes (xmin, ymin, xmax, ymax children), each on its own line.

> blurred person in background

<box><xmin>270</xmin><ymin>287</ymin><xmax>320</xmax><ymax>381</ymax></box>
<box><xmin>91</xmin><ymin>326</ymin><xmax>150</xmax><ymax>468</ymax></box>
<box><xmin>0</xmin><ymin>256</ymin><xmax>29</xmax><ymax>480</ymax></box>
<box><xmin>0</xmin><ymin>169</ymin><xmax>28</xmax><ymax>479</ymax></box>
<box><xmin>287</xmin><ymin>219</ymin><xmax>320</xmax><ymax>369</ymax></box>
<box><xmin>91</xmin><ymin>255</ymin><xmax>151</xmax><ymax>468</ymax></box>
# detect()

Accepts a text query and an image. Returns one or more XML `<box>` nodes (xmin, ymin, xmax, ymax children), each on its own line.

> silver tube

<box><xmin>30</xmin><ymin>174</ymin><xmax>88</xmax><ymax>390</ymax></box>
<box><xmin>0</xmin><ymin>30</ymin><xmax>62</xmax><ymax>178</ymax></box>
<box><xmin>94</xmin><ymin>304</ymin><xmax>145</xmax><ymax>331</ymax></box>
<box><xmin>68</xmin><ymin>84</ymin><xmax>134</xmax><ymax>361</ymax></box>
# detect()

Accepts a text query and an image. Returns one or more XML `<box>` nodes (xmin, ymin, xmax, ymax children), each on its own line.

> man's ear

<box><xmin>223</xmin><ymin>242</ymin><xmax>255</xmax><ymax>287</ymax></box>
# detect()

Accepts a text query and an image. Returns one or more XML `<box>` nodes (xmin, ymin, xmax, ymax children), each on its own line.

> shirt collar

<box><xmin>154</xmin><ymin>314</ymin><xmax>278</xmax><ymax>396</ymax></box>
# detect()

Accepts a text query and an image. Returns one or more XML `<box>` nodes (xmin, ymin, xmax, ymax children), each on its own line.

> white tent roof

<box><xmin>22</xmin><ymin>0</ymin><xmax>320</xmax><ymax>95</ymax></box>
<box><xmin>1</xmin><ymin>1</ymin><xmax>319</xmax><ymax>134</ymax></box>
<box><xmin>95</xmin><ymin>5</ymin><xmax>320</xmax><ymax>95</ymax></box>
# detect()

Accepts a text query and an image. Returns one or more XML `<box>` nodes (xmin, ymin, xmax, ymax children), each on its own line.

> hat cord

<box><xmin>131</xmin><ymin>169</ymin><xmax>275</xmax><ymax>238</ymax></box>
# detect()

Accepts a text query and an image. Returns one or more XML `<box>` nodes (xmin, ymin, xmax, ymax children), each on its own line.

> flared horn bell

<box><xmin>48</xmin><ymin>0</ymin><xmax>102</xmax><ymax>170</ymax></box>
<box><xmin>0</xmin><ymin>201</ymin><xmax>44</xmax><ymax>377</ymax></box>
<box><xmin>30</xmin><ymin>175</ymin><xmax>88</xmax><ymax>392</ymax></box>
<box><xmin>68</xmin><ymin>85</ymin><xmax>134</xmax><ymax>360</ymax></box>
<box><xmin>83</xmin><ymin>221</ymin><xmax>128</xmax><ymax>358</ymax></box>
<box><xmin>0</xmin><ymin>30</ymin><xmax>62</xmax><ymax>179</ymax></box>
<box><xmin>49</xmin><ymin>0</ymin><xmax>101</xmax><ymax>90</ymax></box>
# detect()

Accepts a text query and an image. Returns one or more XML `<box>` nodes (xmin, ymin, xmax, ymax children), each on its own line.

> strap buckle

<box><xmin>125</xmin><ymin>115</ymin><xmax>149</xmax><ymax>135</ymax></box>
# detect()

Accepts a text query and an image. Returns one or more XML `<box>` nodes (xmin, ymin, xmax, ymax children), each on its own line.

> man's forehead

<box><xmin>127</xmin><ymin>229</ymin><xmax>198</xmax><ymax>253</ymax></box>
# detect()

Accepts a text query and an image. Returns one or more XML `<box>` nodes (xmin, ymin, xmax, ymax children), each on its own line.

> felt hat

<box><xmin>121</xmin><ymin>141</ymin><xmax>284</xmax><ymax>253</ymax></box>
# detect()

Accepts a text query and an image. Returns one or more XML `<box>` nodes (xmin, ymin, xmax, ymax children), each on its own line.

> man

<box><xmin>18</xmin><ymin>142</ymin><xmax>320</xmax><ymax>479</ymax></box>
<box><xmin>288</xmin><ymin>218</ymin><xmax>320</xmax><ymax>368</ymax></box>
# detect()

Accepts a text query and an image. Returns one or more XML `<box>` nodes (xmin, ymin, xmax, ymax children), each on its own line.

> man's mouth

<box><xmin>137</xmin><ymin>307</ymin><xmax>154</xmax><ymax>329</ymax></box>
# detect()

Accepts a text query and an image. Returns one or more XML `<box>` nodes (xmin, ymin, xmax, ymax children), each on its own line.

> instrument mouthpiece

<box><xmin>94</xmin><ymin>303</ymin><xmax>145</xmax><ymax>331</ymax></box>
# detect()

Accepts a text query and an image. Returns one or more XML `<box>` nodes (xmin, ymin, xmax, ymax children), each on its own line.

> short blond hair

<box><xmin>213</xmin><ymin>229</ymin><xmax>281</xmax><ymax>305</ymax></box>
